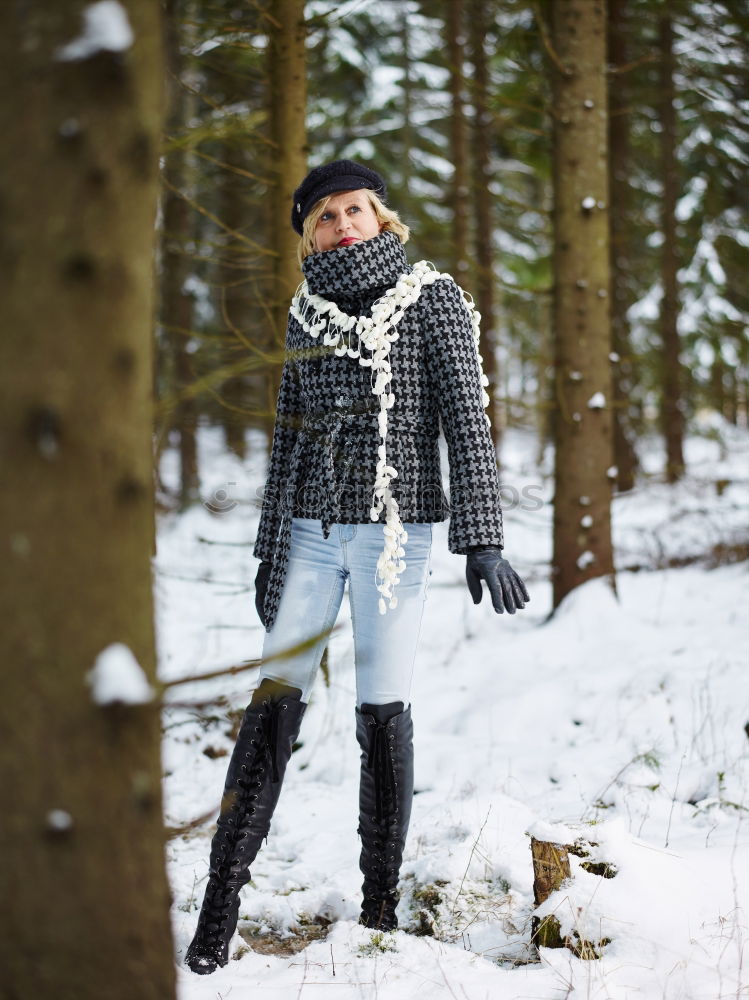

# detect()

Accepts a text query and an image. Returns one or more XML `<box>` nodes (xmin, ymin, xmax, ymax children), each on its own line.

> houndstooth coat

<box><xmin>253</xmin><ymin>230</ymin><xmax>504</xmax><ymax>631</ymax></box>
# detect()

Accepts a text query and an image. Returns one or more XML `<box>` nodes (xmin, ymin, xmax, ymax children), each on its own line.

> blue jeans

<box><xmin>258</xmin><ymin>518</ymin><xmax>433</xmax><ymax>706</ymax></box>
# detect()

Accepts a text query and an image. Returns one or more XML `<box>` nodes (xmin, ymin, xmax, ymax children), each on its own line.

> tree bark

<box><xmin>266</xmin><ymin>0</ymin><xmax>307</xmax><ymax>436</ymax></box>
<box><xmin>658</xmin><ymin>6</ymin><xmax>686</xmax><ymax>482</ymax></box>
<box><xmin>0</xmin><ymin>3</ymin><xmax>175</xmax><ymax>997</ymax></box>
<box><xmin>549</xmin><ymin>0</ymin><xmax>617</xmax><ymax>609</ymax></box>
<box><xmin>531</xmin><ymin>837</ymin><xmax>571</xmax><ymax>949</ymax></box>
<box><xmin>710</xmin><ymin>340</ymin><xmax>726</xmax><ymax>419</ymax></box>
<box><xmin>161</xmin><ymin>0</ymin><xmax>199</xmax><ymax>506</ymax></box>
<box><xmin>607</xmin><ymin>0</ymin><xmax>639</xmax><ymax>493</ymax></box>
<box><xmin>400</xmin><ymin>6</ymin><xmax>415</xmax><ymax>201</ymax></box>
<box><xmin>445</xmin><ymin>0</ymin><xmax>470</xmax><ymax>280</ymax></box>
<box><xmin>468</xmin><ymin>0</ymin><xmax>501</xmax><ymax>449</ymax></box>
<box><xmin>218</xmin><ymin>138</ymin><xmax>253</xmax><ymax>460</ymax></box>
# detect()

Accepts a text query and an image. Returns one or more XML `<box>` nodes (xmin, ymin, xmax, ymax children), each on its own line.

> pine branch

<box><xmin>531</xmin><ymin>1</ymin><xmax>571</xmax><ymax>77</ymax></box>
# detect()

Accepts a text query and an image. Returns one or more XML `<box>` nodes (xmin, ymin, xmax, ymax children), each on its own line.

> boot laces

<box><xmin>361</xmin><ymin>719</ymin><xmax>400</xmax><ymax>895</ymax></box>
<box><xmin>211</xmin><ymin>700</ymin><xmax>286</xmax><ymax>902</ymax></box>
<box><xmin>366</xmin><ymin>720</ymin><xmax>398</xmax><ymax>824</ymax></box>
<box><xmin>189</xmin><ymin>693</ymin><xmax>301</xmax><ymax>967</ymax></box>
<box><xmin>190</xmin><ymin>881</ymin><xmax>238</xmax><ymax>959</ymax></box>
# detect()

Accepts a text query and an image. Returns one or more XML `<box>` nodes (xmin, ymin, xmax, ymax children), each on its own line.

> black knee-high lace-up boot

<box><xmin>355</xmin><ymin>700</ymin><xmax>414</xmax><ymax>931</ymax></box>
<box><xmin>185</xmin><ymin>679</ymin><xmax>306</xmax><ymax>975</ymax></box>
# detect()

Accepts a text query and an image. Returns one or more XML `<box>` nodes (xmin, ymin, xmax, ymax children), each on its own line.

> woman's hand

<box><xmin>466</xmin><ymin>546</ymin><xmax>529</xmax><ymax>614</ymax></box>
<box><xmin>255</xmin><ymin>560</ymin><xmax>273</xmax><ymax>626</ymax></box>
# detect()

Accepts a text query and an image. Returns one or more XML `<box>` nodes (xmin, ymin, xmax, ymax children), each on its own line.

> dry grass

<box><xmin>238</xmin><ymin>915</ymin><xmax>331</xmax><ymax>955</ymax></box>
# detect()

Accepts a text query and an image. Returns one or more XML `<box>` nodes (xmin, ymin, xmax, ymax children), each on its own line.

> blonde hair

<box><xmin>297</xmin><ymin>189</ymin><xmax>410</xmax><ymax>266</ymax></box>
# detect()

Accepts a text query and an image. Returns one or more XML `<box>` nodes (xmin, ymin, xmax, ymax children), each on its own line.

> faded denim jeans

<box><xmin>257</xmin><ymin>517</ymin><xmax>433</xmax><ymax>707</ymax></box>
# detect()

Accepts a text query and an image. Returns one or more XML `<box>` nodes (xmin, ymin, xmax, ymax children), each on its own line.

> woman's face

<box><xmin>313</xmin><ymin>189</ymin><xmax>382</xmax><ymax>253</ymax></box>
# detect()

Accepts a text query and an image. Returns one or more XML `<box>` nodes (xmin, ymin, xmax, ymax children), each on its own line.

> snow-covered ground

<box><xmin>157</xmin><ymin>416</ymin><xmax>749</xmax><ymax>999</ymax></box>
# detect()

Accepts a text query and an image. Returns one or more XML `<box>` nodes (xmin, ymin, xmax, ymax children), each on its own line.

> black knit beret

<box><xmin>291</xmin><ymin>159</ymin><xmax>387</xmax><ymax>235</ymax></box>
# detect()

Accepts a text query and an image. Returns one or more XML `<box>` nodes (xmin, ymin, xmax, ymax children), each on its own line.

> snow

<box><xmin>581</xmin><ymin>196</ymin><xmax>596</xmax><ymax>211</ymax></box>
<box><xmin>87</xmin><ymin>642</ymin><xmax>154</xmax><ymax>705</ymax></box>
<box><xmin>58</xmin><ymin>119</ymin><xmax>82</xmax><ymax>139</ymax></box>
<box><xmin>46</xmin><ymin>809</ymin><xmax>74</xmax><ymax>832</ymax></box>
<box><xmin>587</xmin><ymin>391</ymin><xmax>606</xmax><ymax>409</ymax></box>
<box><xmin>526</xmin><ymin>819</ymin><xmax>578</xmax><ymax>845</ymax></box>
<box><xmin>158</xmin><ymin>419</ymin><xmax>749</xmax><ymax>998</ymax></box>
<box><xmin>55</xmin><ymin>1</ymin><xmax>134</xmax><ymax>62</ymax></box>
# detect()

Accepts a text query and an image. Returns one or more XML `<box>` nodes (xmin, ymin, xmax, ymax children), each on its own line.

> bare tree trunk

<box><xmin>710</xmin><ymin>341</ymin><xmax>726</xmax><ymax>419</ymax></box>
<box><xmin>161</xmin><ymin>0</ymin><xmax>199</xmax><ymax>507</ymax></box>
<box><xmin>734</xmin><ymin>374</ymin><xmax>746</xmax><ymax>428</ymax></box>
<box><xmin>218</xmin><ymin>139</ymin><xmax>253</xmax><ymax>460</ymax></box>
<box><xmin>536</xmin><ymin>307</ymin><xmax>555</xmax><ymax>466</ymax></box>
<box><xmin>468</xmin><ymin>0</ymin><xmax>501</xmax><ymax>450</ymax></box>
<box><xmin>445</xmin><ymin>0</ymin><xmax>470</xmax><ymax>279</ymax></box>
<box><xmin>724</xmin><ymin>362</ymin><xmax>737</xmax><ymax>425</ymax></box>
<box><xmin>607</xmin><ymin>0</ymin><xmax>638</xmax><ymax>493</ymax></box>
<box><xmin>266</xmin><ymin>0</ymin><xmax>307</xmax><ymax>437</ymax></box>
<box><xmin>549</xmin><ymin>0</ymin><xmax>617</xmax><ymax>609</ymax></box>
<box><xmin>0</xmin><ymin>3</ymin><xmax>175</xmax><ymax>998</ymax></box>
<box><xmin>400</xmin><ymin>6</ymin><xmax>415</xmax><ymax>201</ymax></box>
<box><xmin>658</xmin><ymin>6</ymin><xmax>686</xmax><ymax>482</ymax></box>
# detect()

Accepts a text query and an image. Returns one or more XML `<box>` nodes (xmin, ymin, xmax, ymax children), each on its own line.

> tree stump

<box><xmin>530</xmin><ymin>835</ymin><xmax>616</xmax><ymax>957</ymax></box>
<box><xmin>530</xmin><ymin>837</ymin><xmax>571</xmax><ymax>949</ymax></box>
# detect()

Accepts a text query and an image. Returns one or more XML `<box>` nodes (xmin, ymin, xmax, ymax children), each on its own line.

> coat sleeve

<box><xmin>421</xmin><ymin>277</ymin><xmax>504</xmax><ymax>553</ymax></box>
<box><xmin>252</xmin><ymin>346</ymin><xmax>302</xmax><ymax>563</ymax></box>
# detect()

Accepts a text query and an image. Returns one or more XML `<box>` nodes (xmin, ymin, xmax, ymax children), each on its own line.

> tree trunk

<box><xmin>0</xmin><ymin>3</ymin><xmax>175</xmax><ymax>998</ymax></box>
<box><xmin>710</xmin><ymin>344</ymin><xmax>726</xmax><ymax>419</ymax></box>
<box><xmin>658</xmin><ymin>6</ymin><xmax>686</xmax><ymax>482</ymax></box>
<box><xmin>218</xmin><ymin>139</ymin><xmax>253</xmax><ymax>460</ymax></box>
<box><xmin>549</xmin><ymin>0</ymin><xmax>617</xmax><ymax>609</ymax></box>
<box><xmin>735</xmin><ymin>377</ymin><xmax>747</xmax><ymax>429</ymax></box>
<box><xmin>723</xmin><ymin>361</ymin><xmax>737</xmax><ymax>425</ymax></box>
<box><xmin>468</xmin><ymin>0</ymin><xmax>501</xmax><ymax>450</ymax></box>
<box><xmin>607</xmin><ymin>0</ymin><xmax>638</xmax><ymax>493</ymax></box>
<box><xmin>266</xmin><ymin>0</ymin><xmax>307</xmax><ymax>437</ymax></box>
<box><xmin>445</xmin><ymin>0</ymin><xmax>470</xmax><ymax>280</ymax></box>
<box><xmin>400</xmin><ymin>6</ymin><xmax>415</xmax><ymax>201</ymax></box>
<box><xmin>161</xmin><ymin>0</ymin><xmax>199</xmax><ymax>507</ymax></box>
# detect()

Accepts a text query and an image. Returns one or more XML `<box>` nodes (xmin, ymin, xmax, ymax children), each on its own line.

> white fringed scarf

<box><xmin>290</xmin><ymin>258</ymin><xmax>491</xmax><ymax>614</ymax></box>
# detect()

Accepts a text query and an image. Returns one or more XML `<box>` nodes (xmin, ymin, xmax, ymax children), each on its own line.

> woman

<box><xmin>185</xmin><ymin>160</ymin><xmax>529</xmax><ymax>975</ymax></box>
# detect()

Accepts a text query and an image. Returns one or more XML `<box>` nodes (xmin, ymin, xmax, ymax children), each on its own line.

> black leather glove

<box><xmin>254</xmin><ymin>560</ymin><xmax>272</xmax><ymax>627</ymax></box>
<box><xmin>466</xmin><ymin>545</ymin><xmax>529</xmax><ymax>614</ymax></box>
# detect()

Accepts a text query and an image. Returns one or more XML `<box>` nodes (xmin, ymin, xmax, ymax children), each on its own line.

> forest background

<box><xmin>159</xmin><ymin>0</ymin><xmax>748</xmax><ymax>599</ymax></box>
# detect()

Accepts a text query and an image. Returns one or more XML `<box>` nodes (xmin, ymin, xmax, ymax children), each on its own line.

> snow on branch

<box><xmin>87</xmin><ymin>643</ymin><xmax>154</xmax><ymax>706</ymax></box>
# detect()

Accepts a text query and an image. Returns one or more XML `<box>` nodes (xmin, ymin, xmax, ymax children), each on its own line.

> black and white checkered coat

<box><xmin>253</xmin><ymin>230</ymin><xmax>503</xmax><ymax>631</ymax></box>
